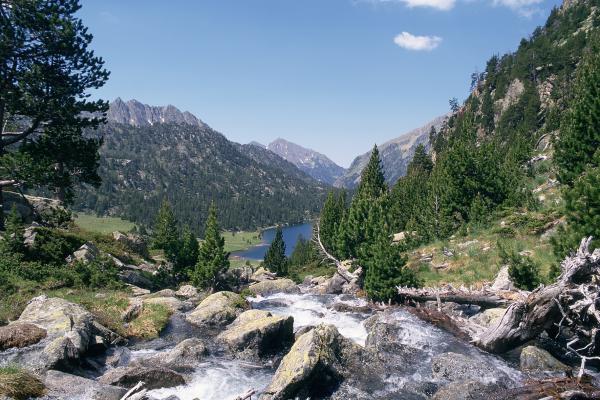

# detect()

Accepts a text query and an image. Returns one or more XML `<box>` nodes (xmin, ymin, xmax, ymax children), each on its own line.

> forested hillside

<box><xmin>319</xmin><ymin>0</ymin><xmax>600</xmax><ymax>300</ymax></box>
<box><xmin>73</xmin><ymin>115</ymin><xmax>330</xmax><ymax>233</ymax></box>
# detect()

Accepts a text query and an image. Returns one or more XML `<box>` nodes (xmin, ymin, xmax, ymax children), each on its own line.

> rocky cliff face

<box><xmin>335</xmin><ymin>115</ymin><xmax>447</xmax><ymax>188</ymax></box>
<box><xmin>266</xmin><ymin>138</ymin><xmax>346</xmax><ymax>185</ymax></box>
<box><xmin>107</xmin><ymin>98</ymin><xmax>206</xmax><ymax>128</ymax></box>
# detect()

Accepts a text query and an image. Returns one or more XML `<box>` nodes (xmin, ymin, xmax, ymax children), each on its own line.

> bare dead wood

<box><xmin>0</xmin><ymin>179</ymin><xmax>16</xmax><ymax>187</ymax></box>
<box><xmin>233</xmin><ymin>388</ymin><xmax>256</xmax><ymax>400</ymax></box>
<box><xmin>120</xmin><ymin>381</ymin><xmax>147</xmax><ymax>400</ymax></box>
<box><xmin>404</xmin><ymin>306</ymin><xmax>482</xmax><ymax>342</ymax></box>
<box><xmin>490</xmin><ymin>377</ymin><xmax>600</xmax><ymax>400</ymax></box>
<box><xmin>477</xmin><ymin>237</ymin><xmax>600</xmax><ymax>361</ymax></box>
<box><xmin>313</xmin><ymin>219</ymin><xmax>362</xmax><ymax>284</ymax></box>
<box><xmin>397</xmin><ymin>286</ymin><xmax>510</xmax><ymax>309</ymax></box>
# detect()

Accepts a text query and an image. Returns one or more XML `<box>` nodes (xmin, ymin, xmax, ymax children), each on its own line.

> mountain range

<box><xmin>74</xmin><ymin>100</ymin><xmax>329</xmax><ymax>233</ymax></box>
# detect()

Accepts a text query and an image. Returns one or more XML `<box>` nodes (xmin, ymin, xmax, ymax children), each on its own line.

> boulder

<box><xmin>491</xmin><ymin>266</ymin><xmax>515</xmax><ymax>291</ymax></box>
<box><xmin>250</xmin><ymin>267</ymin><xmax>276</xmax><ymax>282</ymax></box>
<box><xmin>126</xmin><ymin>284</ymin><xmax>151</xmax><ymax>297</ymax></box>
<box><xmin>260</xmin><ymin>324</ymin><xmax>364</xmax><ymax>400</ymax></box>
<box><xmin>130</xmin><ymin>338</ymin><xmax>207</xmax><ymax>372</ymax></box>
<box><xmin>112</xmin><ymin>231</ymin><xmax>149</xmax><ymax>257</ymax></box>
<box><xmin>143</xmin><ymin>296</ymin><xmax>184</xmax><ymax>313</ymax></box>
<box><xmin>469</xmin><ymin>308</ymin><xmax>506</xmax><ymax>328</ymax></box>
<box><xmin>175</xmin><ymin>285</ymin><xmax>198</xmax><ymax>298</ymax></box>
<box><xmin>118</xmin><ymin>270</ymin><xmax>154</xmax><ymax>289</ymax></box>
<box><xmin>432</xmin><ymin>380</ymin><xmax>504</xmax><ymax>400</ymax></box>
<box><xmin>520</xmin><ymin>346</ymin><xmax>570</xmax><ymax>373</ymax></box>
<box><xmin>248</xmin><ymin>279</ymin><xmax>300</xmax><ymax>297</ymax></box>
<box><xmin>45</xmin><ymin>370</ymin><xmax>127</xmax><ymax>400</ymax></box>
<box><xmin>185</xmin><ymin>291</ymin><xmax>247</xmax><ymax>327</ymax></box>
<box><xmin>325</xmin><ymin>273</ymin><xmax>346</xmax><ymax>294</ymax></box>
<box><xmin>2</xmin><ymin>191</ymin><xmax>65</xmax><ymax>224</ymax></box>
<box><xmin>121</xmin><ymin>298</ymin><xmax>143</xmax><ymax>322</ymax></box>
<box><xmin>431</xmin><ymin>352</ymin><xmax>510</xmax><ymax>384</ymax></box>
<box><xmin>98</xmin><ymin>366</ymin><xmax>185</xmax><ymax>390</ymax></box>
<box><xmin>105</xmin><ymin>347</ymin><xmax>131</xmax><ymax>368</ymax></box>
<box><xmin>15</xmin><ymin>295</ymin><xmax>122</xmax><ymax>372</ymax></box>
<box><xmin>70</xmin><ymin>242</ymin><xmax>101</xmax><ymax>264</ymax></box>
<box><xmin>217</xmin><ymin>310</ymin><xmax>293</xmax><ymax>358</ymax></box>
<box><xmin>0</xmin><ymin>322</ymin><xmax>47</xmax><ymax>351</ymax></box>
<box><xmin>331</xmin><ymin>302</ymin><xmax>371</xmax><ymax>314</ymax></box>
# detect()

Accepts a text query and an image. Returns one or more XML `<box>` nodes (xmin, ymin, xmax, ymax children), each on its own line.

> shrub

<box><xmin>498</xmin><ymin>242</ymin><xmax>541</xmax><ymax>291</ymax></box>
<box><xmin>0</xmin><ymin>366</ymin><xmax>46</xmax><ymax>400</ymax></box>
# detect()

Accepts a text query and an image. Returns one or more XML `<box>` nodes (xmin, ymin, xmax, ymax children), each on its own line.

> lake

<box><xmin>231</xmin><ymin>222</ymin><xmax>313</xmax><ymax>260</ymax></box>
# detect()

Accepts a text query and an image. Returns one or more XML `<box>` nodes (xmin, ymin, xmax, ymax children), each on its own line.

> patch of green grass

<box><xmin>223</xmin><ymin>230</ymin><xmax>261</xmax><ymax>253</ymax></box>
<box><xmin>0</xmin><ymin>365</ymin><xmax>45</xmax><ymax>400</ymax></box>
<box><xmin>229</xmin><ymin>258</ymin><xmax>260</xmax><ymax>269</ymax></box>
<box><xmin>74</xmin><ymin>213</ymin><xmax>135</xmax><ymax>235</ymax></box>
<box><xmin>289</xmin><ymin>262</ymin><xmax>336</xmax><ymax>284</ymax></box>
<box><xmin>126</xmin><ymin>303</ymin><xmax>171</xmax><ymax>340</ymax></box>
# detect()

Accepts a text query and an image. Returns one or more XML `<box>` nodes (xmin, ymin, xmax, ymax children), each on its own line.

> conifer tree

<box><xmin>341</xmin><ymin>145</ymin><xmax>388</xmax><ymax>259</ymax></box>
<box><xmin>192</xmin><ymin>203</ymin><xmax>229</xmax><ymax>290</ymax></box>
<box><xmin>407</xmin><ymin>144</ymin><xmax>433</xmax><ymax>175</ymax></box>
<box><xmin>151</xmin><ymin>200</ymin><xmax>180</xmax><ymax>262</ymax></box>
<box><xmin>319</xmin><ymin>190</ymin><xmax>346</xmax><ymax>257</ymax></box>
<box><xmin>1</xmin><ymin>205</ymin><xmax>25</xmax><ymax>254</ymax></box>
<box><xmin>363</xmin><ymin>235</ymin><xmax>420</xmax><ymax>302</ymax></box>
<box><xmin>554</xmin><ymin>39</ymin><xmax>600</xmax><ymax>187</ymax></box>
<box><xmin>174</xmin><ymin>226</ymin><xmax>199</xmax><ymax>278</ymax></box>
<box><xmin>264</xmin><ymin>227</ymin><xmax>288</xmax><ymax>276</ymax></box>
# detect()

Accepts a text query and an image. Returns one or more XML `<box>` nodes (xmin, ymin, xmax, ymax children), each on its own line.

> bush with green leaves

<box><xmin>498</xmin><ymin>242</ymin><xmax>541</xmax><ymax>291</ymax></box>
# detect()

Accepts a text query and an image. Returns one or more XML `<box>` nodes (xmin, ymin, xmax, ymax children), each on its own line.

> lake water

<box><xmin>231</xmin><ymin>222</ymin><xmax>313</xmax><ymax>260</ymax></box>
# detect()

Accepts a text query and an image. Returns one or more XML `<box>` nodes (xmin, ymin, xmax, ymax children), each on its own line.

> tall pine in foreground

<box><xmin>192</xmin><ymin>203</ymin><xmax>229</xmax><ymax>290</ymax></box>
<box><xmin>264</xmin><ymin>227</ymin><xmax>288</xmax><ymax>276</ymax></box>
<box><xmin>319</xmin><ymin>190</ymin><xmax>346</xmax><ymax>258</ymax></box>
<box><xmin>152</xmin><ymin>200</ymin><xmax>180</xmax><ymax>262</ymax></box>
<box><xmin>338</xmin><ymin>145</ymin><xmax>388</xmax><ymax>259</ymax></box>
<box><xmin>174</xmin><ymin>226</ymin><xmax>199</xmax><ymax>279</ymax></box>
<box><xmin>553</xmin><ymin>37</ymin><xmax>600</xmax><ymax>258</ymax></box>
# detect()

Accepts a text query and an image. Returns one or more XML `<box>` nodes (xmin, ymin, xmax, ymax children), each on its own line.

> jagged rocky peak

<box><xmin>266</xmin><ymin>138</ymin><xmax>346</xmax><ymax>185</ymax></box>
<box><xmin>107</xmin><ymin>98</ymin><xmax>206</xmax><ymax>128</ymax></box>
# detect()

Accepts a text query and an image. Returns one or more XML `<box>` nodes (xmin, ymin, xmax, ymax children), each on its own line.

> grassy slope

<box><xmin>74</xmin><ymin>213</ymin><xmax>135</xmax><ymax>235</ymax></box>
<box><xmin>410</xmin><ymin>148</ymin><xmax>562</xmax><ymax>287</ymax></box>
<box><xmin>222</xmin><ymin>230</ymin><xmax>262</xmax><ymax>253</ymax></box>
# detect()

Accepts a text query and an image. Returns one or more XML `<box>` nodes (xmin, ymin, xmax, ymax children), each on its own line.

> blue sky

<box><xmin>80</xmin><ymin>0</ymin><xmax>562</xmax><ymax>167</ymax></box>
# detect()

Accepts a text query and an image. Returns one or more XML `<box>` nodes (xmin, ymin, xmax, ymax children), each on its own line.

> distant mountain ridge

<box><xmin>335</xmin><ymin>115</ymin><xmax>447</xmax><ymax>188</ymax></box>
<box><xmin>74</xmin><ymin>99</ymin><xmax>329</xmax><ymax>233</ymax></box>
<box><xmin>266</xmin><ymin>138</ymin><xmax>346</xmax><ymax>185</ymax></box>
<box><xmin>107</xmin><ymin>98</ymin><xmax>206</xmax><ymax>128</ymax></box>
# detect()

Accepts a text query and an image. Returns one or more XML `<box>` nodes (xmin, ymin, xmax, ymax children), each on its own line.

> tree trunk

<box><xmin>397</xmin><ymin>286</ymin><xmax>510</xmax><ymax>309</ymax></box>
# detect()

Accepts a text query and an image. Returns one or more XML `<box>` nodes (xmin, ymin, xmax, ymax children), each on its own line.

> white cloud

<box><xmin>393</xmin><ymin>32</ymin><xmax>442</xmax><ymax>51</ymax></box>
<box><xmin>493</xmin><ymin>0</ymin><xmax>544</xmax><ymax>16</ymax></box>
<box><xmin>362</xmin><ymin>0</ymin><xmax>455</xmax><ymax>10</ymax></box>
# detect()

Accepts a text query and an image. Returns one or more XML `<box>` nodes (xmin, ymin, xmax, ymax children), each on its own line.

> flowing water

<box><xmin>231</xmin><ymin>223</ymin><xmax>313</xmax><ymax>260</ymax></box>
<box><xmin>146</xmin><ymin>290</ymin><xmax>522</xmax><ymax>400</ymax></box>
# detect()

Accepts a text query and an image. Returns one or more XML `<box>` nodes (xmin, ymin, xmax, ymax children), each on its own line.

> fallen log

<box><xmin>397</xmin><ymin>286</ymin><xmax>510</xmax><ymax>309</ymax></box>
<box><xmin>234</xmin><ymin>388</ymin><xmax>256</xmax><ymax>400</ymax></box>
<box><xmin>477</xmin><ymin>237</ymin><xmax>600</xmax><ymax>356</ymax></box>
<box><xmin>404</xmin><ymin>306</ymin><xmax>483</xmax><ymax>342</ymax></box>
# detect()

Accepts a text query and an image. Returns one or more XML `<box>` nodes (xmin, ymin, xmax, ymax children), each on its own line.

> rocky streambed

<box><xmin>0</xmin><ymin>281</ymin><xmax>583</xmax><ymax>400</ymax></box>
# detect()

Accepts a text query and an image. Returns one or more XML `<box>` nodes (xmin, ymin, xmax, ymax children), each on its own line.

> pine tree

<box><xmin>363</xmin><ymin>235</ymin><xmax>420</xmax><ymax>302</ymax></box>
<box><xmin>151</xmin><ymin>200</ymin><xmax>179</xmax><ymax>262</ymax></box>
<box><xmin>341</xmin><ymin>146</ymin><xmax>388</xmax><ymax>259</ymax></box>
<box><xmin>192</xmin><ymin>203</ymin><xmax>229</xmax><ymax>290</ymax></box>
<box><xmin>264</xmin><ymin>227</ymin><xmax>287</xmax><ymax>276</ymax></box>
<box><xmin>174</xmin><ymin>226</ymin><xmax>199</xmax><ymax>278</ymax></box>
<box><xmin>1</xmin><ymin>205</ymin><xmax>25</xmax><ymax>254</ymax></box>
<box><xmin>319</xmin><ymin>190</ymin><xmax>346</xmax><ymax>257</ymax></box>
<box><xmin>554</xmin><ymin>39</ymin><xmax>600</xmax><ymax>187</ymax></box>
<box><xmin>407</xmin><ymin>144</ymin><xmax>433</xmax><ymax>175</ymax></box>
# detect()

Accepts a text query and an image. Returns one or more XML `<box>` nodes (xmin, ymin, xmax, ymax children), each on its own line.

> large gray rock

<box><xmin>432</xmin><ymin>380</ymin><xmax>505</xmax><ymax>400</ymax></box>
<box><xmin>431</xmin><ymin>352</ymin><xmax>510</xmax><ymax>384</ymax></box>
<box><xmin>491</xmin><ymin>266</ymin><xmax>515</xmax><ymax>291</ymax></box>
<box><xmin>112</xmin><ymin>231</ymin><xmax>149</xmax><ymax>257</ymax></box>
<box><xmin>98</xmin><ymin>365</ymin><xmax>185</xmax><ymax>390</ymax></box>
<box><xmin>175</xmin><ymin>284</ymin><xmax>199</xmax><ymax>298</ymax></box>
<box><xmin>130</xmin><ymin>338</ymin><xmax>207</xmax><ymax>372</ymax></box>
<box><xmin>469</xmin><ymin>308</ymin><xmax>506</xmax><ymax>328</ymax></box>
<box><xmin>260</xmin><ymin>324</ymin><xmax>365</xmax><ymax>400</ymax></box>
<box><xmin>2</xmin><ymin>191</ymin><xmax>65</xmax><ymax>224</ymax></box>
<box><xmin>45</xmin><ymin>370</ymin><xmax>127</xmax><ymax>400</ymax></box>
<box><xmin>325</xmin><ymin>273</ymin><xmax>346</xmax><ymax>294</ymax></box>
<box><xmin>217</xmin><ymin>310</ymin><xmax>293</xmax><ymax>358</ymax></box>
<box><xmin>520</xmin><ymin>346</ymin><xmax>569</xmax><ymax>373</ymax></box>
<box><xmin>185</xmin><ymin>291</ymin><xmax>247</xmax><ymax>327</ymax></box>
<box><xmin>250</xmin><ymin>267</ymin><xmax>276</xmax><ymax>282</ymax></box>
<box><xmin>13</xmin><ymin>295</ymin><xmax>122</xmax><ymax>372</ymax></box>
<box><xmin>248</xmin><ymin>279</ymin><xmax>300</xmax><ymax>296</ymax></box>
<box><xmin>118</xmin><ymin>270</ymin><xmax>154</xmax><ymax>289</ymax></box>
<box><xmin>69</xmin><ymin>242</ymin><xmax>101</xmax><ymax>264</ymax></box>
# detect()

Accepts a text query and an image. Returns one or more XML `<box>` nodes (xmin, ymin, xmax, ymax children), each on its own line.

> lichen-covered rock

<box><xmin>218</xmin><ymin>310</ymin><xmax>293</xmax><ymax>358</ymax></box>
<box><xmin>98</xmin><ymin>366</ymin><xmax>185</xmax><ymax>390</ymax></box>
<box><xmin>130</xmin><ymin>338</ymin><xmax>207</xmax><ymax>372</ymax></box>
<box><xmin>143</xmin><ymin>296</ymin><xmax>183</xmax><ymax>313</ymax></box>
<box><xmin>69</xmin><ymin>242</ymin><xmax>101</xmax><ymax>264</ymax></box>
<box><xmin>0</xmin><ymin>322</ymin><xmax>46</xmax><ymax>351</ymax></box>
<box><xmin>45</xmin><ymin>370</ymin><xmax>127</xmax><ymax>400</ymax></box>
<box><xmin>250</xmin><ymin>267</ymin><xmax>276</xmax><ymax>282</ymax></box>
<box><xmin>325</xmin><ymin>273</ymin><xmax>346</xmax><ymax>294</ymax></box>
<box><xmin>469</xmin><ymin>308</ymin><xmax>506</xmax><ymax>328</ymax></box>
<box><xmin>520</xmin><ymin>346</ymin><xmax>569</xmax><ymax>373</ymax></box>
<box><xmin>491</xmin><ymin>266</ymin><xmax>515</xmax><ymax>291</ymax></box>
<box><xmin>432</xmin><ymin>380</ymin><xmax>504</xmax><ymax>400</ymax></box>
<box><xmin>112</xmin><ymin>231</ymin><xmax>149</xmax><ymax>257</ymax></box>
<box><xmin>260</xmin><ymin>324</ymin><xmax>364</xmax><ymax>400</ymax></box>
<box><xmin>12</xmin><ymin>296</ymin><xmax>122</xmax><ymax>372</ymax></box>
<box><xmin>431</xmin><ymin>352</ymin><xmax>510</xmax><ymax>384</ymax></box>
<box><xmin>175</xmin><ymin>285</ymin><xmax>198</xmax><ymax>298</ymax></box>
<box><xmin>248</xmin><ymin>279</ymin><xmax>300</xmax><ymax>296</ymax></box>
<box><xmin>185</xmin><ymin>291</ymin><xmax>247</xmax><ymax>327</ymax></box>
